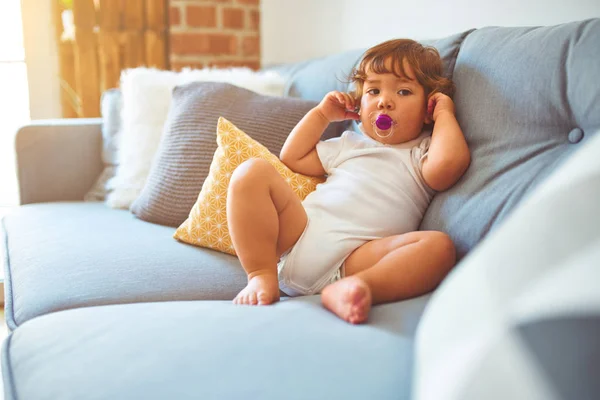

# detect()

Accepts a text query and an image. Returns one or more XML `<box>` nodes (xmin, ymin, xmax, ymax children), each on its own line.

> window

<box><xmin>0</xmin><ymin>0</ymin><xmax>30</xmax><ymax>207</ymax></box>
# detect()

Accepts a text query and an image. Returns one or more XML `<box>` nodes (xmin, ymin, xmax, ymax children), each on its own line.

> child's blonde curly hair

<box><xmin>350</xmin><ymin>39</ymin><xmax>455</xmax><ymax>105</ymax></box>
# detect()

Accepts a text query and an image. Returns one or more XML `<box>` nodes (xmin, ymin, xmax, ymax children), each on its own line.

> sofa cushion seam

<box><xmin>447</xmin><ymin>28</ymin><xmax>477</xmax><ymax>79</ymax></box>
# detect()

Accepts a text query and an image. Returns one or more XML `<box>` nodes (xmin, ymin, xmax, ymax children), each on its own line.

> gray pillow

<box><xmin>130</xmin><ymin>82</ymin><xmax>348</xmax><ymax>227</ymax></box>
<box><xmin>84</xmin><ymin>89</ymin><xmax>122</xmax><ymax>201</ymax></box>
<box><xmin>420</xmin><ymin>19</ymin><xmax>600</xmax><ymax>260</ymax></box>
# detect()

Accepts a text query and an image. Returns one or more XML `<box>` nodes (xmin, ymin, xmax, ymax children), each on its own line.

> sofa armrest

<box><xmin>15</xmin><ymin>118</ymin><xmax>103</xmax><ymax>205</ymax></box>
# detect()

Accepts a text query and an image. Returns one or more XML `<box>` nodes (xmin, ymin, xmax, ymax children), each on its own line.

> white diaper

<box><xmin>277</xmin><ymin>217</ymin><xmax>349</xmax><ymax>297</ymax></box>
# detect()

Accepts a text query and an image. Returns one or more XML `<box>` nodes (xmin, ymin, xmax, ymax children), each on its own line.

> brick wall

<box><xmin>169</xmin><ymin>0</ymin><xmax>260</xmax><ymax>71</ymax></box>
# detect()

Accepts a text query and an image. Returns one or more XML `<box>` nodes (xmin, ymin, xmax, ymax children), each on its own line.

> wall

<box><xmin>169</xmin><ymin>0</ymin><xmax>261</xmax><ymax>70</ymax></box>
<box><xmin>22</xmin><ymin>0</ymin><xmax>600</xmax><ymax>118</ymax></box>
<box><xmin>261</xmin><ymin>0</ymin><xmax>600</xmax><ymax>65</ymax></box>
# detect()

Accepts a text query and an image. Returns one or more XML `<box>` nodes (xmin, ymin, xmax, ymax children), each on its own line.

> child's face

<box><xmin>359</xmin><ymin>58</ymin><xmax>429</xmax><ymax>145</ymax></box>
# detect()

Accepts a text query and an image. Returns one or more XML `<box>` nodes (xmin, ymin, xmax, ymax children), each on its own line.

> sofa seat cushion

<box><xmin>2</xmin><ymin>295</ymin><xmax>429</xmax><ymax>400</ymax></box>
<box><xmin>1</xmin><ymin>202</ymin><xmax>247</xmax><ymax>330</ymax></box>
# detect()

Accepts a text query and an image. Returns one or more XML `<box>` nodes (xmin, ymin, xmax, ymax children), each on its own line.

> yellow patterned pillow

<box><xmin>174</xmin><ymin>117</ymin><xmax>325</xmax><ymax>255</ymax></box>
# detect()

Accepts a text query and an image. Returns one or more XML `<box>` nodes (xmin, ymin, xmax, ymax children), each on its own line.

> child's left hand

<box><xmin>427</xmin><ymin>92</ymin><xmax>455</xmax><ymax>122</ymax></box>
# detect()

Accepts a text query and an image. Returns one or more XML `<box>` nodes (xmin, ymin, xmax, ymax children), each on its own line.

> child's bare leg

<box><xmin>227</xmin><ymin>158</ymin><xmax>308</xmax><ymax>305</ymax></box>
<box><xmin>321</xmin><ymin>231</ymin><xmax>455</xmax><ymax>323</ymax></box>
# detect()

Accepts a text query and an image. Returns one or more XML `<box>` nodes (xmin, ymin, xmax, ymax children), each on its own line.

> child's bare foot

<box><xmin>233</xmin><ymin>272</ymin><xmax>280</xmax><ymax>305</ymax></box>
<box><xmin>321</xmin><ymin>276</ymin><xmax>372</xmax><ymax>324</ymax></box>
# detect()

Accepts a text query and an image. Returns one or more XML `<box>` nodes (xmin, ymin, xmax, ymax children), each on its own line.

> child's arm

<box><xmin>421</xmin><ymin>93</ymin><xmax>471</xmax><ymax>191</ymax></box>
<box><xmin>280</xmin><ymin>91</ymin><xmax>359</xmax><ymax>176</ymax></box>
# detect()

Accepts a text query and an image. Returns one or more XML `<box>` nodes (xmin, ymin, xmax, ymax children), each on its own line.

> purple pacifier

<box><xmin>375</xmin><ymin>114</ymin><xmax>393</xmax><ymax>130</ymax></box>
<box><xmin>366</xmin><ymin>112</ymin><xmax>395</xmax><ymax>138</ymax></box>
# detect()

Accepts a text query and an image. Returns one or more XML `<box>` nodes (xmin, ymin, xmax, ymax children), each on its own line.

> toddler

<box><xmin>227</xmin><ymin>39</ymin><xmax>470</xmax><ymax>324</ymax></box>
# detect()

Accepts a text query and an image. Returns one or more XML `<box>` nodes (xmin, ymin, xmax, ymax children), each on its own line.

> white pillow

<box><xmin>105</xmin><ymin>67</ymin><xmax>286</xmax><ymax>209</ymax></box>
<box><xmin>413</xmin><ymin>132</ymin><xmax>600</xmax><ymax>400</ymax></box>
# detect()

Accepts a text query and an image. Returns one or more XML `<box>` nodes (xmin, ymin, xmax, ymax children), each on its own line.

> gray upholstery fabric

<box><xmin>420</xmin><ymin>19</ymin><xmax>600</xmax><ymax>259</ymax></box>
<box><xmin>84</xmin><ymin>89</ymin><xmax>122</xmax><ymax>201</ymax></box>
<box><xmin>2</xmin><ymin>294</ymin><xmax>429</xmax><ymax>400</ymax></box>
<box><xmin>15</xmin><ymin>119</ymin><xmax>103</xmax><ymax>205</ymax></box>
<box><xmin>2</xmin><ymin>202</ymin><xmax>247</xmax><ymax>330</ymax></box>
<box><xmin>130</xmin><ymin>82</ymin><xmax>348</xmax><ymax>227</ymax></box>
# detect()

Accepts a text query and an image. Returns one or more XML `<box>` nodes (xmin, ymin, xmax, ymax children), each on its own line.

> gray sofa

<box><xmin>2</xmin><ymin>19</ymin><xmax>599</xmax><ymax>399</ymax></box>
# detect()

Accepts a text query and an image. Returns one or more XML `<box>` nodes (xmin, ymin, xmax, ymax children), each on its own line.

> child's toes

<box><xmin>242</xmin><ymin>293</ymin><xmax>252</xmax><ymax>305</ymax></box>
<box><xmin>248</xmin><ymin>292</ymin><xmax>258</xmax><ymax>305</ymax></box>
<box><xmin>257</xmin><ymin>291</ymin><xmax>272</xmax><ymax>305</ymax></box>
<box><xmin>233</xmin><ymin>292</ymin><xmax>245</xmax><ymax>304</ymax></box>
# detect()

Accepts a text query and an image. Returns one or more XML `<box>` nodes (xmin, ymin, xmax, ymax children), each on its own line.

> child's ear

<box><xmin>423</xmin><ymin>103</ymin><xmax>433</xmax><ymax>124</ymax></box>
<box><xmin>424</xmin><ymin>113</ymin><xmax>433</xmax><ymax>125</ymax></box>
<box><xmin>352</xmin><ymin>93</ymin><xmax>361</xmax><ymax>114</ymax></box>
<box><xmin>424</xmin><ymin>92</ymin><xmax>435</xmax><ymax>124</ymax></box>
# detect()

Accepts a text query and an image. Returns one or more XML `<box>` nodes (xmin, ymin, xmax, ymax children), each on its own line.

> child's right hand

<box><xmin>317</xmin><ymin>91</ymin><xmax>360</xmax><ymax>123</ymax></box>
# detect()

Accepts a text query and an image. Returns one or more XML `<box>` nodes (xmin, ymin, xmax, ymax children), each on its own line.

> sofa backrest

<box><xmin>420</xmin><ymin>18</ymin><xmax>600</xmax><ymax>259</ymax></box>
<box><xmin>275</xmin><ymin>19</ymin><xmax>599</xmax><ymax>260</ymax></box>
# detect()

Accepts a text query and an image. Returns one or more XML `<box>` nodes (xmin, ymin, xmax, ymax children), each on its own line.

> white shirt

<box><xmin>304</xmin><ymin>130</ymin><xmax>434</xmax><ymax>239</ymax></box>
